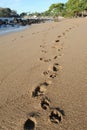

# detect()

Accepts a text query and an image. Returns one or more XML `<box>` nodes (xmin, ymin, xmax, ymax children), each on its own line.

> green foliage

<box><xmin>65</xmin><ymin>0</ymin><xmax>87</xmax><ymax>17</ymax></box>
<box><xmin>46</xmin><ymin>0</ymin><xmax>87</xmax><ymax>17</ymax></box>
<box><xmin>0</xmin><ymin>8</ymin><xmax>18</xmax><ymax>17</ymax></box>
<box><xmin>20</xmin><ymin>12</ymin><xmax>27</xmax><ymax>17</ymax></box>
<box><xmin>0</xmin><ymin>8</ymin><xmax>11</xmax><ymax>17</ymax></box>
<box><xmin>42</xmin><ymin>10</ymin><xmax>51</xmax><ymax>16</ymax></box>
<box><xmin>49</xmin><ymin>3</ymin><xmax>65</xmax><ymax>16</ymax></box>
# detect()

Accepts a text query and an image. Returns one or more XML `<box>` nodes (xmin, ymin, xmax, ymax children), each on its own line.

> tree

<box><xmin>20</xmin><ymin>12</ymin><xmax>27</xmax><ymax>17</ymax></box>
<box><xmin>43</xmin><ymin>10</ymin><xmax>51</xmax><ymax>16</ymax></box>
<box><xmin>49</xmin><ymin>3</ymin><xmax>65</xmax><ymax>16</ymax></box>
<box><xmin>65</xmin><ymin>0</ymin><xmax>87</xmax><ymax>17</ymax></box>
<box><xmin>11</xmin><ymin>10</ymin><xmax>17</xmax><ymax>15</ymax></box>
<box><xmin>0</xmin><ymin>8</ymin><xmax>12</xmax><ymax>17</ymax></box>
<box><xmin>0</xmin><ymin>8</ymin><xmax>18</xmax><ymax>17</ymax></box>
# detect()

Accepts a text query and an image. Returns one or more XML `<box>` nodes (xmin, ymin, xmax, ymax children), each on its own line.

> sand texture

<box><xmin>0</xmin><ymin>18</ymin><xmax>87</xmax><ymax>130</ymax></box>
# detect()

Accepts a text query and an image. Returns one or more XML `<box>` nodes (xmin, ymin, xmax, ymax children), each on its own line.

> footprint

<box><xmin>58</xmin><ymin>35</ymin><xmax>61</xmax><ymax>38</ymax></box>
<box><xmin>49</xmin><ymin>63</ymin><xmax>60</xmax><ymax>72</ymax></box>
<box><xmin>43</xmin><ymin>71</ymin><xmax>49</xmax><ymax>76</ymax></box>
<box><xmin>32</xmin><ymin>82</ymin><xmax>49</xmax><ymax>97</ymax></box>
<box><xmin>58</xmin><ymin>48</ymin><xmax>61</xmax><ymax>51</ymax></box>
<box><xmin>43</xmin><ymin>64</ymin><xmax>60</xmax><ymax>78</ymax></box>
<box><xmin>40</xmin><ymin>45</ymin><xmax>45</xmax><ymax>48</ymax></box>
<box><xmin>53</xmin><ymin>63</ymin><xmax>60</xmax><ymax>72</ymax></box>
<box><xmin>41</xmin><ymin>50</ymin><xmax>47</xmax><ymax>53</ymax></box>
<box><xmin>40</xmin><ymin>58</ymin><xmax>51</xmax><ymax>62</ymax></box>
<box><xmin>44</xmin><ymin>63</ymin><xmax>61</xmax><ymax>78</ymax></box>
<box><xmin>49</xmin><ymin>108</ymin><xmax>64</xmax><ymax>124</ymax></box>
<box><xmin>62</xmin><ymin>32</ymin><xmax>65</xmax><ymax>36</ymax></box>
<box><xmin>24</xmin><ymin>117</ymin><xmax>36</xmax><ymax>130</ymax></box>
<box><xmin>54</xmin><ymin>63</ymin><xmax>62</xmax><ymax>71</ymax></box>
<box><xmin>44</xmin><ymin>59</ymin><xmax>51</xmax><ymax>62</ymax></box>
<box><xmin>54</xmin><ymin>56</ymin><xmax>57</xmax><ymax>59</ymax></box>
<box><xmin>43</xmin><ymin>70</ymin><xmax>57</xmax><ymax>79</ymax></box>
<box><xmin>55</xmin><ymin>40</ymin><xmax>60</xmax><ymax>43</ymax></box>
<box><xmin>49</xmin><ymin>73</ymin><xmax>57</xmax><ymax>78</ymax></box>
<box><xmin>41</xmin><ymin>96</ymin><xmax>51</xmax><ymax>110</ymax></box>
<box><xmin>40</xmin><ymin>57</ymin><xmax>43</xmax><ymax>61</ymax></box>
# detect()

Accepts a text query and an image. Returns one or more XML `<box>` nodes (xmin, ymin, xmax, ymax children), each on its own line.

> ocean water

<box><xmin>0</xmin><ymin>18</ymin><xmax>28</xmax><ymax>35</ymax></box>
<box><xmin>0</xmin><ymin>24</ymin><xmax>28</xmax><ymax>35</ymax></box>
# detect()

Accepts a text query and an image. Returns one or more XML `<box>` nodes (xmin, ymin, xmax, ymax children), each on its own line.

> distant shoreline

<box><xmin>0</xmin><ymin>17</ymin><xmax>52</xmax><ymax>35</ymax></box>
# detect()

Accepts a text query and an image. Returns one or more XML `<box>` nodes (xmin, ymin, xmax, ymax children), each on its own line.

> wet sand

<box><xmin>0</xmin><ymin>18</ymin><xmax>87</xmax><ymax>130</ymax></box>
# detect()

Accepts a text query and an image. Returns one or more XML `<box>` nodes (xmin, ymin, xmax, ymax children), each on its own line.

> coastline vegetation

<box><xmin>0</xmin><ymin>8</ymin><xmax>19</xmax><ymax>17</ymax></box>
<box><xmin>0</xmin><ymin>0</ymin><xmax>87</xmax><ymax>18</ymax></box>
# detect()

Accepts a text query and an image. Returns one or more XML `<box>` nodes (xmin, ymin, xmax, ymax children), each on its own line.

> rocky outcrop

<box><xmin>0</xmin><ymin>17</ymin><xmax>50</xmax><ymax>27</ymax></box>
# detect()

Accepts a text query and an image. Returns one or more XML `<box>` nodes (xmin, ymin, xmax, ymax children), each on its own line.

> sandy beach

<box><xmin>0</xmin><ymin>18</ymin><xmax>87</xmax><ymax>130</ymax></box>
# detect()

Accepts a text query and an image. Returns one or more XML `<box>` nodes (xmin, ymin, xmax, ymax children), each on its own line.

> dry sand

<box><xmin>0</xmin><ymin>18</ymin><xmax>87</xmax><ymax>130</ymax></box>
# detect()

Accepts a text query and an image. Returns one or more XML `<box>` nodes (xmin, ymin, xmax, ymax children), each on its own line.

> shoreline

<box><xmin>0</xmin><ymin>18</ymin><xmax>87</xmax><ymax>130</ymax></box>
<box><xmin>0</xmin><ymin>24</ymin><xmax>29</xmax><ymax>36</ymax></box>
<box><xmin>0</xmin><ymin>17</ymin><xmax>52</xmax><ymax>36</ymax></box>
<box><xmin>0</xmin><ymin>20</ymin><xmax>53</xmax><ymax>36</ymax></box>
